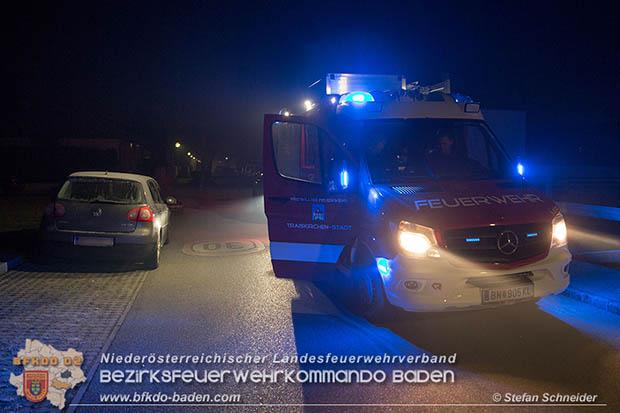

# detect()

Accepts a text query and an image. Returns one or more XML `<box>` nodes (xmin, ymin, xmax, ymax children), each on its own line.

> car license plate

<box><xmin>481</xmin><ymin>285</ymin><xmax>534</xmax><ymax>304</ymax></box>
<box><xmin>73</xmin><ymin>236</ymin><xmax>114</xmax><ymax>247</ymax></box>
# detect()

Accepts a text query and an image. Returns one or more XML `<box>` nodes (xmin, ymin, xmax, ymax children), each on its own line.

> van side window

<box><xmin>321</xmin><ymin>135</ymin><xmax>349</xmax><ymax>191</ymax></box>
<box><xmin>272</xmin><ymin>122</ymin><xmax>321</xmax><ymax>183</ymax></box>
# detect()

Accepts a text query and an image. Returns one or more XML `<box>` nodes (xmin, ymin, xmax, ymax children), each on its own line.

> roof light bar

<box><xmin>340</xmin><ymin>91</ymin><xmax>375</xmax><ymax>104</ymax></box>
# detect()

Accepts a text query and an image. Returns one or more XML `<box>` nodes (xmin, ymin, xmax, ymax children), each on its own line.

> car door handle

<box><xmin>268</xmin><ymin>196</ymin><xmax>289</xmax><ymax>203</ymax></box>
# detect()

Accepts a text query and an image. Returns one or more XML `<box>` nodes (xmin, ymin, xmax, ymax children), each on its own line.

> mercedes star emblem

<box><xmin>497</xmin><ymin>230</ymin><xmax>519</xmax><ymax>255</ymax></box>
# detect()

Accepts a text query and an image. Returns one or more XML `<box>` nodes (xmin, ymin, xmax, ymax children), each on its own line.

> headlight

<box><xmin>398</xmin><ymin>221</ymin><xmax>440</xmax><ymax>257</ymax></box>
<box><xmin>551</xmin><ymin>212</ymin><xmax>567</xmax><ymax>248</ymax></box>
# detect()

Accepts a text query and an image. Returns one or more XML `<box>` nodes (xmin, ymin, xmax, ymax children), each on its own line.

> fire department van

<box><xmin>263</xmin><ymin>73</ymin><xmax>570</xmax><ymax>320</ymax></box>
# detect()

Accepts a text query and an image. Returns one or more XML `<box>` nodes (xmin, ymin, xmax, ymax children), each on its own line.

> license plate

<box><xmin>73</xmin><ymin>236</ymin><xmax>114</xmax><ymax>247</ymax></box>
<box><xmin>482</xmin><ymin>285</ymin><xmax>534</xmax><ymax>304</ymax></box>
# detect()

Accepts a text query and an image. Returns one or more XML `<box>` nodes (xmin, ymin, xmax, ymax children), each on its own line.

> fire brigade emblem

<box><xmin>312</xmin><ymin>204</ymin><xmax>325</xmax><ymax>222</ymax></box>
<box><xmin>23</xmin><ymin>371</ymin><xmax>49</xmax><ymax>403</ymax></box>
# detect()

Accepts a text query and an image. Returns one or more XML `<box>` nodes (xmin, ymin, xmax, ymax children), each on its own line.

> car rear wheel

<box><xmin>145</xmin><ymin>241</ymin><xmax>160</xmax><ymax>270</ymax></box>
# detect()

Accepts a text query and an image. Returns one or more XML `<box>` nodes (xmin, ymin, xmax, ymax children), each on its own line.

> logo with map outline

<box><xmin>10</xmin><ymin>339</ymin><xmax>86</xmax><ymax>409</ymax></box>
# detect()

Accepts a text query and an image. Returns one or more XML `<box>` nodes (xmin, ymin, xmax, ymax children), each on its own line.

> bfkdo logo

<box><xmin>9</xmin><ymin>339</ymin><xmax>87</xmax><ymax>410</ymax></box>
<box><xmin>24</xmin><ymin>371</ymin><xmax>49</xmax><ymax>402</ymax></box>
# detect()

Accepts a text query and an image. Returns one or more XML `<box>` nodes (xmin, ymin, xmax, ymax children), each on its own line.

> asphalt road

<box><xmin>53</xmin><ymin>193</ymin><xmax>618</xmax><ymax>412</ymax></box>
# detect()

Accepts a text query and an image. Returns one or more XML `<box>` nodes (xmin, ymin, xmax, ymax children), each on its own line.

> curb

<box><xmin>0</xmin><ymin>255</ymin><xmax>22</xmax><ymax>274</ymax></box>
<box><xmin>562</xmin><ymin>286</ymin><xmax>620</xmax><ymax>316</ymax></box>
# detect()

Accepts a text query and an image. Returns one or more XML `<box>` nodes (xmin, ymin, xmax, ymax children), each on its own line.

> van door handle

<box><xmin>268</xmin><ymin>196</ymin><xmax>289</xmax><ymax>203</ymax></box>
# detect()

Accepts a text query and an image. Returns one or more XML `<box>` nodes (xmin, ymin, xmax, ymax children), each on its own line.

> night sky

<box><xmin>3</xmin><ymin>1</ymin><xmax>619</xmax><ymax>164</ymax></box>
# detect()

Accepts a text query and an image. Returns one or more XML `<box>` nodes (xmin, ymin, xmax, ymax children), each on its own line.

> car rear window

<box><xmin>57</xmin><ymin>178</ymin><xmax>145</xmax><ymax>204</ymax></box>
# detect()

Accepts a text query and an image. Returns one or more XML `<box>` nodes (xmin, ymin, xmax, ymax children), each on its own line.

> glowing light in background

<box><xmin>517</xmin><ymin>163</ymin><xmax>524</xmax><ymax>176</ymax></box>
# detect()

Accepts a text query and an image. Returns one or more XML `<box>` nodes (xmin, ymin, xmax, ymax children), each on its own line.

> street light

<box><xmin>304</xmin><ymin>100</ymin><xmax>314</xmax><ymax>111</ymax></box>
<box><xmin>187</xmin><ymin>152</ymin><xmax>191</xmax><ymax>156</ymax></box>
<box><xmin>175</xmin><ymin>142</ymin><xmax>181</xmax><ymax>148</ymax></box>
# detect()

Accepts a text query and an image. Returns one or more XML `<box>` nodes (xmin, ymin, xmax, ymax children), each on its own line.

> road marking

<box><xmin>182</xmin><ymin>239</ymin><xmax>266</xmax><ymax>257</ymax></box>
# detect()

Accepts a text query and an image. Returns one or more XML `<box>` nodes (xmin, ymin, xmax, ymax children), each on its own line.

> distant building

<box><xmin>0</xmin><ymin>137</ymin><xmax>150</xmax><ymax>182</ymax></box>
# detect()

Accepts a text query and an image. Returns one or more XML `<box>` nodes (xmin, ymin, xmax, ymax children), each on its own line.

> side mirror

<box><xmin>165</xmin><ymin>196</ymin><xmax>178</xmax><ymax>205</ymax></box>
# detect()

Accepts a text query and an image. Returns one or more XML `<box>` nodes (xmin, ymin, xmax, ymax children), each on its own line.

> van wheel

<box><xmin>145</xmin><ymin>242</ymin><xmax>160</xmax><ymax>270</ymax></box>
<box><xmin>346</xmin><ymin>262</ymin><xmax>393</xmax><ymax>323</ymax></box>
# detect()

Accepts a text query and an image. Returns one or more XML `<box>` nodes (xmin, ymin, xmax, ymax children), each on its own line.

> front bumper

<box><xmin>39</xmin><ymin>226</ymin><xmax>157</xmax><ymax>261</ymax></box>
<box><xmin>382</xmin><ymin>247</ymin><xmax>571</xmax><ymax>312</ymax></box>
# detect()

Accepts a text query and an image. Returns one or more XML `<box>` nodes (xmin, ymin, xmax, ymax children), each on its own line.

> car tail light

<box><xmin>127</xmin><ymin>207</ymin><xmax>154</xmax><ymax>222</ymax></box>
<box><xmin>138</xmin><ymin>207</ymin><xmax>153</xmax><ymax>222</ymax></box>
<box><xmin>45</xmin><ymin>203</ymin><xmax>66</xmax><ymax>217</ymax></box>
<box><xmin>127</xmin><ymin>208</ymin><xmax>139</xmax><ymax>221</ymax></box>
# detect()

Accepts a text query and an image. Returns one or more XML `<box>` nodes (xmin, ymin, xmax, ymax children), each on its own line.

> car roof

<box><xmin>68</xmin><ymin>171</ymin><xmax>154</xmax><ymax>184</ymax></box>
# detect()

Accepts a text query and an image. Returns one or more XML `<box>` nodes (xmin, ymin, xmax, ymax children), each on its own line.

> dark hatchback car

<box><xmin>39</xmin><ymin>171</ymin><xmax>175</xmax><ymax>269</ymax></box>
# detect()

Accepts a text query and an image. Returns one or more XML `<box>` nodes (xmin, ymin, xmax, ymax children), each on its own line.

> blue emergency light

<box><xmin>340</xmin><ymin>91</ymin><xmax>374</xmax><ymax>104</ymax></box>
<box><xmin>376</xmin><ymin>258</ymin><xmax>391</xmax><ymax>277</ymax></box>
<box><xmin>340</xmin><ymin>169</ymin><xmax>349</xmax><ymax>189</ymax></box>
<box><xmin>517</xmin><ymin>163</ymin><xmax>524</xmax><ymax>176</ymax></box>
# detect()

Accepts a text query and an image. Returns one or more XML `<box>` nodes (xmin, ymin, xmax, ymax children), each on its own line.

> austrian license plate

<box><xmin>73</xmin><ymin>236</ymin><xmax>114</xmax><ymax>247</ymax></box>
<box><xmin>481</xmin><ymin>285</ymin><xmax>534</xmax><ymax>304</ymax></box>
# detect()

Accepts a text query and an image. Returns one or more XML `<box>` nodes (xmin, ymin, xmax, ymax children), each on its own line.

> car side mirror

<box><xmin>165</xmin><ymin>196</ymin><xmax>178</xmax><ymax>205</ymax></box>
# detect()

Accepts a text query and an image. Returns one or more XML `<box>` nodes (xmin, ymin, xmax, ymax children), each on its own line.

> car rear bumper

<box><xmin>40</xmin><ymin>228</ymin><xmax>157</xmax><ymax>261</ymax></box>
<box><xmin>382</xmin><ymin>247</ymin><xmax>571</xmax><ymax>312</ymax></box>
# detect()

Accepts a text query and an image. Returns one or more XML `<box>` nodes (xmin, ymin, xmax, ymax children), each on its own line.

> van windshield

<box><xmin>361</xmin><ymin>119</ymin><xmax>512</xmax><ymax>184</ymax></box>
<box><xmin>57</xmin><ymin>177</ymin><xmax>144</xmax><ymax>204</ymax></box>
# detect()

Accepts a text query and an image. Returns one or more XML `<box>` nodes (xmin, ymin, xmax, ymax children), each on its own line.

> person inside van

<box><xmin>428</xmin><ymin>128</ymin><xmax>489</xmax><ymax>179</ymax></box>
<box><xmin>427</xmin><ymin>129</ymin><xmax>463</xmax><ymax>178</ymax></box>
<box><xmin>439</xmin><ymin>132</ymin><xmax>455</xmax><ymax>157</ymax></box>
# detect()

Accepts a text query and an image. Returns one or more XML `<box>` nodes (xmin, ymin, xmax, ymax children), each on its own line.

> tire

<box><xmin>144</xmin><ymin>241</ymin><xmax>160</xmax><ymax>270</ymax></box>
<box><xmin>343</xmin><ymin>254</ymin><xmax>394</xmax><ymax>323</ymax></box>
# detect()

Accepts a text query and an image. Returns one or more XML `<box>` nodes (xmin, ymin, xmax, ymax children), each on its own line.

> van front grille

<box><xmin>442</xmin><ymin>223</ymin><xmax>551</xmax><ymax>264</ymax></box>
